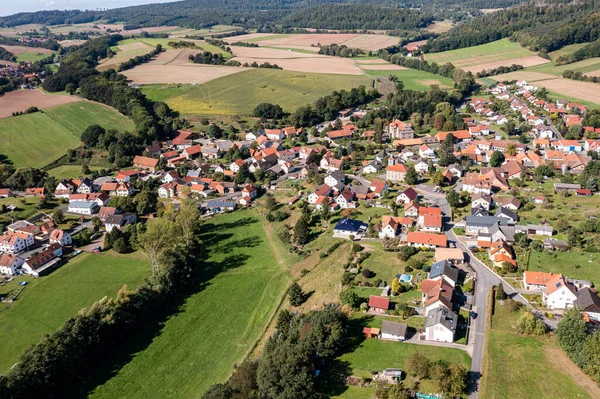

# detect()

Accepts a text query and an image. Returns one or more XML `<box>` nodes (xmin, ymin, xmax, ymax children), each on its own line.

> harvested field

<box><xmin>338</xmin><ymin>34</ymin><xmax>399</xmax><ymax>51</ymax></box>
<box><xmin>360</xmin><ymin>64</ymin><xmax>406</xmax><ymax>70</ymax></box>
<box><xmin>253</xmin><ymin>33</ymin><xmax>358</xmax><ymax>47</ymax></box>
<box><xmin>355</xmin><ymin>59</ymin><xmax>389</xmax><ymax>64</ymax></box>
<box><xmin>98</xmin><ymin>43</ymin><xmax>154</xmax><ymax>71</ymax></box>
<box><xmin>0</xmin><ymin>45</ymin><xmax>53</xmax><ymax>55</ymax></box>
<box><xmin>463</xmin><ymin>55</ymin><xmax>550</xmax><ymax>73</ymax></box>
<box><xmin>584</xmin><ymin>69</ymin><xmax>600</xmax><ymax>77</ymax></box>
<box><xmin>533</xmin><ymin>78</ymin><xmax>600</xmax><ymax>105</ymax></box>
<box><xmin>58</xmin><ymin>40</ymin><xmax>87</xmax><ymax>47</ymax></box>
<box><xmin>0</xmin><ymin>90</ymin><xmax>80</xmax><ymax>119</ymax></box>
<box><xmin>150</xmin><ymin>49</ymin><xmax>181</xmax><ymax>65</ymax></box>
<box><xmin>491</xmin><ymin>71</ymin><xmax>558</xmax><ymax>82</ymax></box>
<box><xmin>230</xmin><ymin>46</ymin><xmax>322</xmax><ymax>59</ymax></box>
<box><xmin>405</xmin><ymin>40</ymin><xmax>428</xmax><ymax>51</ymax></box>
<box><xmin>427</xmin><ymin>20</ymin><xmax>454</xmax><ymax>34</ymax></box>
<box><xmin>122</xmin><ymin>64</ymin><xmax>246</xmax><ymax>84</ymax></box>
<box><xmin>223</xmin><ymin>33</ymin><xmax>277</xmax><ymax>43</ymax></box>
<box><xmin>233</xmin><ymin>56</ymin><xmax>361</xmax><ymax>74</ymax></box>
<box><xmin>528</xmin><ymin>57</ymin><xmax>600</xmax><ymax>76</ymax></box>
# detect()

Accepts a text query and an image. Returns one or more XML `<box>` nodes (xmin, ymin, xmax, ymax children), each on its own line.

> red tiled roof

<box><xmin>368</xmin><ymin>295</ymin><xmax>390</xmax><ymax>310</ymax></box>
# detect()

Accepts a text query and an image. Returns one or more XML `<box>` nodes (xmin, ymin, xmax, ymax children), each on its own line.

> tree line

<box><xmin>118</xmin><ymin>44</ymin><xmax>164</xmax><ymax>71</ymax></box>
<box><xmin>0</xmin><ymin>46</ymin><xmax>16</xmax><ymax>62</ymax></box>
<box><xmin>476</xmin><ymin>64</ymin><xmax>523</xmax><ymax>78</ymax></box>
<box><xmin>289</xmin><ymin>85</ymin><xmax>379</xmax><ymax>127</ymax></box>
<box><xmin>318</xmin><ymin>44</ymin><xmax>363</xmax><ymax>58</ymax></box>
<box><xmin>188</xmin><ymin>51</ymin><xmax>230</xmax><ymax>65</ymax></box>
<box><xmin>562</xmin><ymin>69</ymin><xmax>600</xmax><ymax>84</ymax></box>
<box><xmin>167</xmin><ymin>40</ymin><xmax>198</xmax><ymax>49</ymax></box>
<box><xmin>0</xmin><ymin>201</ymin><xmax>204</xmax><ymax>398</ymax></box>
<box><xmin>230</xmin><ymin>41</ymin><xmax>259</xmax><ymax>48</ymax></box>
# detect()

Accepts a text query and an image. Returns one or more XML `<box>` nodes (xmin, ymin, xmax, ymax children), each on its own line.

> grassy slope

<box><xmin>47</xmin><ymin>165</ymin><xmax>103</xmax><ymax>180</ymax></box>
<box><xmin>527</xmin><ymin>57</ymin><xmax>600</xmax><ymax>76</ymax></box>
<box><xmin>164</xmin><ymin>69</ymin><xmax>372</xmax><ymax>116</ymax></box>
<box><xmin>527</xmin><ymin>251</ymin><xmax>600</xmax><ymax>286</ymax></box>
<box><xmin>0</xmin><ymin>101</ymin><xmax>133</xmax><ymax>168</ymax></box>
<box><xmin>424</xmin><ymin>39</ymin><xmax>534</xmax><ymax>68</ymax></box>
<box><xmin>44</xmin><ymin>101</ymin><xmax>134</xmax><ymax>137</ymax></box>
<box><xmin>0</xmin><ymin>252</ymin><xmax>150</xmax><ymax>373</ymax></box>
<box><xmin>0</xmin><ymin>112</ymin><xmax>81</xmax><ymax>168</ymax></box>
<box><xmin>548</xmin><ymin>43</ymin><xmax>588</xmax><ymax>62</ymax></box>
<box><xmin>141</xmin><ymin>84</ymin><xmax>194</xmax><ymax>103</ymax></box>
<box><xmin>365</xmin><ymin>68</ymin><xmax>454</xmax><ymax>91</ymax></box>
<box><xmin>480</xmin><ymin>302</ymin><xmax>591</xmax><ymax>398</ymax></box>
<box><xmin>16</xmin><ymin>52</ymin><xmax>52</xmax><ymax>62</ymax></box>
<box><xmin>89</xmin><ymin>211</ymin><xmax>290</xmax><ymax>399</ymax></box>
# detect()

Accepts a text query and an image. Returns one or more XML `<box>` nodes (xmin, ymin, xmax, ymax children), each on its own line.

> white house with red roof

<box><xmin>0</xmin><ymin>253</ymin><xmax>24</xmax><ymax>276</ymax></box>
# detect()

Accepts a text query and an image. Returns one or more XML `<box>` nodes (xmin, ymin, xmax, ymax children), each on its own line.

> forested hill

<box><xmin>423</xmin><ymin>0</ymin><xmax>600</xmax><ymax>54</ymax></box>
<box><xmin>0</xmin><ymin>0</ymin><xmax>526</xmax><ymax>31</ymax></box>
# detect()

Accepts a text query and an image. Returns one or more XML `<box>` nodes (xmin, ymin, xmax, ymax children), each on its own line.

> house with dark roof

<box><xmin>495</xmin><ymin>207</ymin><xmax>518</xmax><ymax>225</ymax></box>
<box><xmin>429</xmin><ymin>260</ymin><xmax>459</xmax><ymax>287</ymax></box>
<box><xmin>333</xmin><ymin>218</ymin><xmax>367</xmax><ymax>239</ymax></box>
<box><xmin>396</xmin><ymin>187</ymin><xmax>418</xmax><ymax>204</ymax></box>
<box><xmin>575</xmin><ymin>288</ymin><xmax>600</xmax><ymax>322</ymax></box>
<box><xmin>425</xmin><ymin>307</ymin><xmax>458</xmax><ymax>343</ymax></box>
<box><xmin>380</xmin><ymin>320</ymin><xmax>408</xmax><ymax>341</ymax></box>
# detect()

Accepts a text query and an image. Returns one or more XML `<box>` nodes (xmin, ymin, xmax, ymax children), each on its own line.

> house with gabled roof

<box><xmin>543</xmin><ymin>274</ymin><xmax>577</xmax><ymax>309</ymax></box>
<box><xmin>425</xmin><ymin>307</ymin><xmax>458</xmax><ymax>343</ymax></box>
<box><xmin>333</xmin><ymin>218</ymin><xmax>367</xmax><ymax>239</ymax></box>
<box><xmin>421</xmin><ymin>278</ymin><xmax>454</xmax><ymax>313</ymax></box>
<box><xmin>0</xmin><ymin>253</ymin><xmax>24</xmax><ymax>276</ymax></box>
<box><xmin>396</xmin><ymin>187</ymin><xmax>418</xmax><ymax>204</ymax></box>
<box><xmin>386</xmin><ymin>163</ymin><xmax>407</xmax><ymax>183</ymax></box>
<box><xmin>49</xmin><ymin>229</ymin><xmax>72</xmax><ymax>247</ymax></box>
<box><xmin>429</xmin><ymin>260</ymin><xmax>459</xmax><ymax>287</ymax></box>
<box><xmin>133</xmin><ymin>155</ymin><xmax>159</xmax><ymax>171</ymax></box>
<box><xmin>368</xmin><ymin>295</ymin><xmax>390</xmax><ymax>313</ymax></box>
<box><xmin>575</xmin><ymin>288</ymin><xmax>600</xmax><ymax>322</ymax></box>
<box><xmin>379</xmin><ymin>216</ymin><xmax>412</xmax><ymax>239</ymax></box>
<box><xmin>406</xmin><ymin>232</ymin><xmax>447</xmax><ymax>249</ymax></box>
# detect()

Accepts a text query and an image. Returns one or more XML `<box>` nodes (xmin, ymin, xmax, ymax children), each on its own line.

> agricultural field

<box><xmin>88</xmin><ymin>211</ymin><xmax>290</xmax><ymax>399</ymax></box>
<box><xmin>0</xmin><ymin>89</ymin><xmax>81</xmax><ymax>119</ymax></box>
<box><xmin>480</xmin><ymin>301</ymin><xmax>599</xmax><ymax>398</ymax></box>
<box><xmin>365</xmin><ymin>68</ymin><xmax>454</xmax><ymax>91</ymax></box>
<box><xmin>99</xmin><ymin>42</ymin><xmax>155</xmax><ymax>71</ymax></box>
<box><xmin>0</xmin><ymin>100</ymin><xmax>134</xmax><ymax>168</ymax></box>
<box><xmin>0</xmin><ymin>252</ymin><xmax>150</xmax><ymax>373</ymax></box>
<box><xmin>424</xmin><ymin>39</ymin><xmax>548</xmax><ymax>73</ymax></box>
<box><xmin>163</xmin><ymin>69</ymin><xmax>372</xmax><ymax>116</ymax></box>
<box><xmin>548</xmin><ymin>43</ymin><xmax>589</xmax><ymax>62</ymax></box>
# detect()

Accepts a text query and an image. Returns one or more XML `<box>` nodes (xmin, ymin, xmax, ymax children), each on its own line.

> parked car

<box><xmin>92</xmin><ymin>246</ymin><xmax>102</xmax><ymax>253</ymax></box>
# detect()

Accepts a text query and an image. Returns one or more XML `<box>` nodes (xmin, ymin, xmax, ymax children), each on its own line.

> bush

<box><xmin>407</xmin><ymin>258</ymin><xmax>423</xmax><ymax>270</ymax></box>
<box><xmin>362</xmin><ymin>268</ymin><xmax>372</xmax><ymax>278</ymax></box>
<box><xmin>352</xmin><ymin>243</ymin><xmax>362</xmax><ymax>252</ymax></box>
<box><xmin>404</xmin><ymin>265</ymin><xmax>413</xmax><ymax>273</ymax></box>
<box><xmin>495</xmin><ymin>284</ymin><xmax>507</xmax><ymax>300</ymax></box>
<box><xmin>398</xmin><ymin>246</ymin><xmax>418</xmax><ymax>261</ymax></box>
<box><xmin>339</xmin><ymin>288</ymin><xmax>360</xmax><ymax>308</ymax></box>
<box><xmin>505</xmin><ymin>298</ymin><xmax>522</xmax><ymax>312</ymax></box>
<box><xmin>375</xmin><ymin>279</ymin><xmax>383</xmax><ymax>287</ymax></box>
<box><xmin>422</xmin><ymin>265</ymin><xmax>431</xmax><ymax>273</ymax></box>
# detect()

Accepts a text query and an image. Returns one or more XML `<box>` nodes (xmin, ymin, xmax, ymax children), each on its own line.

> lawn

<box><xmin>47</xmin><ymin>165</ymin><xmax>103</xmax><ymax>180</ymax></box>
<box><xmin>548</xmin><ymin>43</ymin><xmax>588</xmax><ymax>62</ymax></box>
<box><xmin>164</xmin><ymin>68</ymin><xmax>372</xmax><ymax>116</ymax></box>
<box><xmin>527</xmin><ymin>250</ymin><xmax>600</xmax><ymax>286</ymax></box>
<box><xmin>0</xmin><ymin>101</ymin><xmax>133</xmax><ymax>168</ymax></box>
<box><xmin>480</xmin><ymin>300</ymin><xmax>594</xmax><ymax>398</ymax></box>
<box><xmin>0</xmin><ymin>251</ymin><xmax>150</xmax><ymax>373</ymax></box>
<box><xmin>365</xmin><ymin>68</ymin><xmax>455</xmax><ymax>91</ymax></box>
<box><xmin>140</xmin><ymin>84</ymin><xmax>194</xmax><ymax>103</ymax></box>
<box><xmin>424</xmin><ymin>39</ymin><xmax>535</xmax><ymax>68</ymax></box>
<box><xmin>336</xmin><ymin>336</ymin><xmax>471</xmax><ymax>394</ymax></box>
<box><xmin>88</xmin><ymin>211</ymin><xmax>290</xmax><ymax>399</ymax></box>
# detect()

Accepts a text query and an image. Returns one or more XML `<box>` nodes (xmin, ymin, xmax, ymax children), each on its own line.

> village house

<box><xmin>333</xmin><ymin>218</ymin><xmax>367</xmax><ymax>239</ymax></box>
<box><xmin>116</xmin><ymin>170</ymin><xmax>143</xmax><ymax>183</ymax></box>
<box><xmin>380</xmin><ymin>321</ymin><xmax>408</xmax><ymax>341</ymax></box>
<box><xmin>428</xmin><ymin>260</ymin><xmax>459</xmax><ymax>287</ymax></box>
<box><xmin>21</xmin><ymin>244</ymin><xmax>62</xmax><ymax>278</ymax></box>
<box><xmin>419</xmin><ymin>144</ymin><xmax>436</xmax><ymax>159</ymax></box>
<box><xmin>379</xmin><ymin>216</ymin><xmax>412</xmax><ymax>239</ymax></box>
<box><xmin>133</xmin><ymin>155</ymin><xmax>159</xmax><ymax>171</ymax></box>
<box><xmin>421</xmin><ymin>278</ymin><xmax>454</xmax><ymax>312</ymax></box>
<box><xmin>388</xmin><ymin>120</ymin><xmax>415</xmax><ymax>140</ymax></box>
<box><xmin>0</xmin><ymin>253</ymin><xmax>25</xmax><ymax>276</ymax></box>
<box><xmin>575</xmin><ymin>288</ymin><xmax>600</xmax><ymax>322</ymax></box>
<box><xmin>543</xmin><ymin>274</ymin><xmax>577</xmax><ymax>309</ymax></box>
<box><xmin>369</xmin><ymin>179</ymin><xmax>388</xmax><ymax>198</ymax></box>
<box><xmin>67</xmin><ymin>200</ymin><xmax>99</xmax><ymax>215</ymax></box>
<box><xmin>368</xmin><ymin>295</ymin><xmax>390</xmax><ymax>313</ymax></box>
<box><xmin>523</xmin><ymin>271</ymin><xmax>554</xmax><ymax>291</ymax></box>
<box><xmin>320</xmin><ymin>156</ymin><xmax>344</xmax><ymax>172</ymax></box>
<box><xmin>49</xmin><ymin>229</ymin><xmax>72</xmax><ymax>247</ymax></box>
<box><xmin>182</xmin><ymin>144</ymin><xmax>202</xmax><ymax>159</ymax></box>
<box><xmin>0</xmin><ymin>188</ymin><xmax>12</xmax><ymax>198</ymax></box>
<box><xmin>418</xmin><ymin>207</ymin><xmax>443</xmax><ymax>233</ymax></box>
<box><xmin>0</xmin><ymin>232</ymin><xmax>29</xmax><ymax>254</ymax></box>
<box><xmin>362</xmin><ymin>160</ymin><xmax>383</xmax><ymax>174</ymax></box>
<box><xmin>308</xmin><ymin>184</ymin><xmax>332</xmax><ymax>204</ymax></box>
<box><xmin>406</xmin><ymin>232</ymin><xmax>447</xmax><ymax>249</ymax></box>
<box><xmin>425</xmin><ymin>307</ymin><xmax>458</xmax><ymax>343</ymax></box>
<box><xmin>105</xmin><ymin>213</ymin><xmax>138</xmax><ymax>233</ymax></box>
<box><xmin>324</xmin><ymin>170</ymin><xmax>346</xmax><ymax>187</ymax></box>
<box><xmin>434</xmin><ymin>247</ymin><xmax>465</xmax><ymax>265</ymax></box>
<box><xmin>396</xmin><ymin>187</ymin><xmax>418</xmax><ymax>204</ymax></box>
<box><xmin>471</xmin><ymin>193</ymin><xmax>492</xmax><ymax>211</ymax></box>
<box><xmin>404</xmin><ymin>201</ymin><xmax>420</xmax><ymax>218</ymax></box>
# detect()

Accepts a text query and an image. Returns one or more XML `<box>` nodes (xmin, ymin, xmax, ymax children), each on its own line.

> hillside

<box><xmin>0</xmin><ymin>0</ymin><xmax>527</xmax><ymax>31</ymax></box>
<box><xmin>423</xmin><ymin>0</ymin><xmax>600</xmax><ymax>54</ymax></box>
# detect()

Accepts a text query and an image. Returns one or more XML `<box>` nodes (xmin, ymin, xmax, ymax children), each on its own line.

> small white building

<box><xmin>67</xmin><ymin>200</ymin><xmax>100</xmax><ymax>215</ymax></box>
<box><xmin>380</xmin><ymin>320</ymin><xmax>407</xmax><ymax>341</ymax></box>
<box><xmin>543</xmin><ymin>274</ymin><xmax>577</xmax><ymax>309</ymax></box>
<box><xmin>0</xmin><ymin>253</ymin><xmax>25</xmax><ymax>276</ymax></box>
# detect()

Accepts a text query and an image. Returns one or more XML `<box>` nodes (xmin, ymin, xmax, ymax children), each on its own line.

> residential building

<box><xmin>396</xmin><ymin>187</ymin><xmax>418</xmax><ymax>204</ymax></box>
<box><xmin>424</xmin><ymin>307</ymin><xmax>458</xmax><ymax>343</ymax></box>
<box><xmin>406</xmin><ymin>232</ymin><xmax>447</xmax><ymax>249</ymax></box>
<box><xmin>575</xmin><ymin>288</ymin><xmax>600</xmax><ymax>322</ymax></box>
<box><xmin>333</xmin><ymin>218</ymin><xmax>368</xmax><ymax>239</ymax></box>
<box><xmin>0</xmin><ymin>253</ymin><xmax>24</xmax><ymax>276</ymax></box>
<box><xmin>49</xmin><ymin>229</ymin><xmax>72</xmax><ymax>247</ymax></box>
<box><xmin>386</xmin><ymin>163</ymin><xmax>407</xmax><ymax>183</ymax></box>
<box><xmin>21</xmin><ymin>244</ymin><xmax>62</xmax><ymax>277</ymax></box>
<box><xmin>133</xmin><ymin>155</ymin><xmax>159</xmax><ymax>171</ymax></box>
<box><xmin>380</xmin><ymin>321</ymin><xmax>408</xmax><ymax>341</ymax></box>
<box><xmin>379</xmin><ymin>216</ymin><xmax>412</xmax><ymax>239</ymax></box>
<box><xmin>434</xmin><ymin>248</ymin><xmax>464</xmax><ymax>265</ymax></box>
<box><xmin>368</xmin><ymin>295</ymin><xmax>390</xmax><ymax>313</ymax></box>
<box><xmin>429</xmin><ymin>260</ymin><xmax>459</xmax><ymax>287</ymax></box>
<box><xmin>543</xmin><ymin>274</ymin><xmax>577</xmax><ymax>309</ymax></box>
<box><xmin>67</xmin><ymin>200</ymin><xmax>99</xmax><ymax>215</ymax></box>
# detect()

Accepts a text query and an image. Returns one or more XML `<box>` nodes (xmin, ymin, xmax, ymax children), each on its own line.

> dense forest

<box><xmin>0</xmin><ymin>46</ymin><xmax>16</xmax><ymax>62</ymax></box>
<box><xmin>0</xmin><ymin>0</ymin><xmax>527</xmax><ymax>31</ymax></box>
<box><xmin>318</xmin><ymin>43</ymin><xmax>363</xmax><ymax>57</ymax></box>
<box><xmin>556</xmin><ymin>39</ymin><xmax>600</xmax><ymax>65</ymax></box>
<box><xmin>423</xmin><ymin>0</ymin><xmax>600</xmax><ymax>54</ymax></box>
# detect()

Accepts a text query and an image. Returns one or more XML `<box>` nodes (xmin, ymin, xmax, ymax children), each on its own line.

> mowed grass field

<box><xmin>480</xmin><ymin>301</ymin><xmax>597</xmax><ymax>398</ymax></box>
<box><xmin>163</xmin><ymin>69</ymin><xmax>372</xmax><ymax>116</ymax></box>
<box><xmin>15</xmin><ymin>52</ymin><xmax>53</xmax><ymax>62</ymax></box>
<box><xmin>424</xmin><ymin>39</ymin><xmax>535</xmax><ymax>68</ymax></box>
<box><xmin>0</xmin><ymin>252</ymin><xmax>150</xmax><ymax>373</ymax></box>
<box><xmin>89</xmin><ymin>211</ymin><xmax>290</xmax><ymax>399</ymax></box>
<box><xmin>47</xmin><ymin>165</ymin><xmax>103</xmax><ymax>180</ymax></box>
<box><xmin>527</xmin><ymin>250</ymin><xmax>600</xmax><ymax>286</ymax></box>
<box><xmin>366</xmin><ymin>68</ymin><xmax>454</xmax><ymax>91</ymax></box>
<box><xmin>0</xmin><ymin>101</ymin><xmax>133</xmax><ymax>168</ymax></box>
